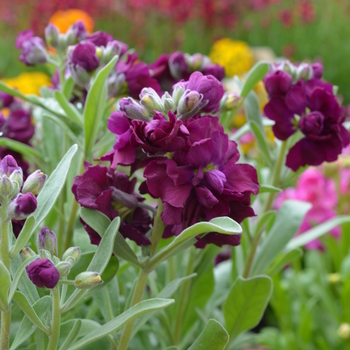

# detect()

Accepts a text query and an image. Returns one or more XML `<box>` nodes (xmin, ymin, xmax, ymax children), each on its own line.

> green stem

<box><xmin>0</xmin><ymin>205</ymin><xmax>11</xmax><ymax>350</ymax></box>
<box><xmin>47</xmin><ymin>287</ymin><xmax>61</xmax><ymax>350</ymax></box>
<box><xmin>150</xmin><ymin>202</ymin><xmax>165</xmax><ymax>255</ymax></box>
<box><xmin>173</xmin><ymin>247</ymin><xmax>196</xmax><ymax>344</ymax></box>
<box><xmin>117</xmin><ymin>270</ymin><xmax>149</xmax><ymax>350</ymax></box>
<box><xmin>243</xmin><ymin>141</ymin><xmax>287</xmax><ymax>278</ymax></box>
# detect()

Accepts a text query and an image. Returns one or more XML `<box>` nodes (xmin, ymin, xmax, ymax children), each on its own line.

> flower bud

<box><xmin>26</xmin><ymin>258</ymin><xmax>60</xmax><ymax>289</ymax></box>
<box><xmin>7</xmin><ymin>193</ymin><xmax>37</xmax><ymax>220</ymax></box>
<box><xmin>297</xmin><ymin>63</ymin><xmax>313</xmax><ymax>81</ymax></box>
<box><xmin>169</xmin><ymin>52</ymin><xmax>188</xmax><ymax>79</ymax></box>
<box><xmin>44</xmin><ymin>23</ymin><xmax>60</xmax><ymax>48</ymax></box>
<box><xmin>20</xmin><ymin>246</ymin><xmax>36</xmax><ymax>262</ymax></box>
<box><xmin>16</xmin><ymin>31</ymin><xmax>47</xmax><ymax>66</ymax></box>
<box><xmin>101</xmin><ymin>41</ymin><xmax>121</xmax><ymax>64</ymax></box>
<box><xmin>220</xmin><ymin>92</ymin><xmax>242</xmax><ymax>111</ymax></box>
<box><xmin>9</xmin><ymin>169</ymin><xmax>23</xmax><ymax>188</ymax></box>
<box><xmin>37</xmin><ymin>227</ymin><xmax>57</xmax><ymax>257</ymax></box>
<box><xmin>111</xmin><ymin>188</ymin><xmax>139</xmax><ymax>209</ymax></box>
<box><xmin>0</xmin><ymin>155</ymin><xmax>20</xmax><ymax>177</ymax></box>
<box><xmin>186</xmin><ymin>53</ymin><xmax>207</xmax><ymax>71</ymax></box>
<box><xmin>74</xmin><ymin>272</ymin><xmax>103</xmax><ymax>289</ymax></box>
<box><xmin>22</xmin><ymin>170</ymin><xmax>47</xmax><ymax>195</ymax></box>
<box><xmin>39</xmin><ymin>249</ymin><xmax>52</xmax><ymax>259</ymax></box>
<box><xmin>55</xmin><ymin>261</ymin><xmax>71</xmax><ymax>277</ymax></box>
<box><xmin>0</xmin><ymin>174</ymin><xmax>15</xmax><ymax>200</ymax></box>
<box><xmin>177</xmin><ymin>90</ymin><xmax>204</xmax><ymax>120</ymax></box>
<box><xmin>338</xmin><ymin>323</ymin><xmax>350</xmax><ymax>339</ymax></box>
<box><xmin>140</xmin><ymin>88</ymin><xmax>163</xmax><ymax>114</ymax></box>
<box><xmin>172</xmin><ymin>84</ymin><xmax>186</xmax><ymax>105</ymax></box>
<box><xmin>62</xmin><ymin>246</ymin><xmax>81</xmax><ymax>265</ymax></box>
<box><xmin>119</xmin><ymin>97</ymin><xmax>150</xmax><ymax>121</ymax></box>
<box><xmin>71</xmin><ymin>21</ymin><xmax>88</xmax><ymax>42</ymax></box>
<box><xmin>162</xmin><ymin>92</ymin><xmax>175</xmax><ymax>112</ymax></box>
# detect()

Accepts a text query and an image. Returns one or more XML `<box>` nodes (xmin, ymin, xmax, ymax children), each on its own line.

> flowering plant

<box><xmin>0</xmin><ymin>18</ymin><xmax>349</xmax><ymax>350</ymax></box>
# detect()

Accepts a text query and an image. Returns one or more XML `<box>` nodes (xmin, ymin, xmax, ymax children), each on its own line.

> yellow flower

<box><xmin>209</xmin><ymin>38</ymin><xmax>254</xmax><ymax>77</ymax></box>
<box><xmin>2</xmin><ymin>72</ymin><xmax>51</xmax><ymax>96</ymax></box>
<box><xmin>49</xmin><ymin>9</ymin><xmax>94</xmax><ymax>34</ymax></box>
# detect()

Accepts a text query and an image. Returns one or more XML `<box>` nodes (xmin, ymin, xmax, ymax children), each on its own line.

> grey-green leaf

<box><xmin>10</xmin><ymin>144</ymin><xmax>78</xmax><ymax>258</ymax></box>
<box><xmin>251</xmin><ymin>200</ymin><xmax>311</xmax><ymax>275</ymax></box>
<box><xmin>0</xmin><ymin>261</ymin><xmax>11</xmax><ymax>311</ymax></box>
<box><xmin>223</xmin><ymin>276</ymin><xmax>272</xmax><ymax>339</ymax></box>
<box><xmin>188</xmin><ymin>319</ymin><xmax>229</xmax><ymax>350</ymax></box>
<box><xmin>54</xmin><ymin>90</ymin><xmax>83</xmax><ymax>126</ymax></box>
<box><xmin>266</xmin><ymin>249</ymin><xmax>303</xmax><ymax>276</ymax></box>
<box><xmin>240</xmin><ymin>61</ymin><xmax>269</xmax><ymax>99</ymax></box>
<box><xmin>66</xmin><ymin>298</ymin><xmax>174</xmax><ymax>350</ymax></box>
<box><xmin>59</xmin><ymin>319</ymin><xmax>82</xmax><ymax>350</ymax></box>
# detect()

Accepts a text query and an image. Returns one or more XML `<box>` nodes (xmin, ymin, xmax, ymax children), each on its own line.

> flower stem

<box><xmin>117</xmin><ymin>270</ymin><xmax>149</xmax><ymax>350</ymax></box>
<box><xmin>0</xmin><ymin>205</ymin><xmax>11</xmax><ymax>350</ymax></box>
<box><xmin>243</xmin><ymin>141</ymin><xmax>287</xmax><ymax>278</ymax></box>
<box><xmin>47</xmin><ymin>287</ymin><xmax>61</xmax><ymax>350</ymax></box>
<box><xmin>150</xmin><ymin>201</ymin><xmax>165</xmax><ymax>255</ymax></box>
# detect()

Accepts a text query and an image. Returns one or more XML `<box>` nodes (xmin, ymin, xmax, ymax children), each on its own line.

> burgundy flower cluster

<box><xmin>74</xmin><ymin>72</ymin><xmax>259</xmax><ymax>248</ymax></box>
<box><xmin>263</xmin><ymin>62</ymin><xmax>350</xmax><ymax>171</ymax></box>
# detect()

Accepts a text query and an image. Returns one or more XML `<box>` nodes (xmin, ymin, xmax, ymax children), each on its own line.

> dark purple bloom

<box><xmin>70</xmin><ymin>42</ymin><xmax>99</xmax><ymax>72</ymax></box>
<box><xmin>86</xmin><ymin>31</ymin><xmax>113</xmax><ymax>47</ymax></box>
<box><xmin>130</xmin><ymin>111</ymin><xmax>189</xmax><ymax>153</ymax></box>
<box><xmin>264</xmin><ymin>72</ymin><xmax>350</xmax><ymax>171</ymax></box>
<box><xmin>71</xmin><ymin>20</ymin><xmax>88</xmax><ymax>41</ymax></box>
<box><xmin>312</xmin><ymin>62</ymin><xmax>323</xmax><ymax>79</ymax></box>
<box><xmin>38</xmin><ymin>227</ymin><xmax>57</xmax><ymax>256</ymax></box>
<box><xmin>0</xmin><ymin>155</ymin><xmax>20</xmax><ymax>176</ymax></box>
<box><xmin>72</xmin><ymin>164</ymin><xmax>151</xmax><ymax>246</ymax></box>
<box><xmin>16</xmin><ymin>30</ymin><xmax>47</xmax><ymax>66</ymax></box>
<box><xmin>149</xmin><ymin>54</ymin><xmax>177</xmax><ymax>93</ymax></box>
<box><xmin>177</xmin><ymin>72</ymin><xmax>225</xmax><ymax>113</ymax></box>
<box><xmin>0</xmin><ymin>92</ymin><xmax>14</xmax><ymax>108</ymax></box>
<box><xmin>202</xmin><ymin>64</ymin><xmax>225</xmax><ymax>81</ymax></box>
<box><xmin>168</xmin><ymin>52</ymin><xmax>189</xmax><ymax>79</ymax></box>
<box><xmin>7</xmin><ymin>193</ymin><xmax>37</xmax><ymax>220</ymax></box>
<box><xmin>144</xmin><ymin>116</ymin><xmax>259</xmax><ymax>248</ymax></box>
<box><xmin>26</xmin><ymin>258</ymin><xmax>60</xmax><ymax>289</ymax></box>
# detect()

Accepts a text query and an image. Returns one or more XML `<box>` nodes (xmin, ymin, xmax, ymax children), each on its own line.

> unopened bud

<box><xmin>297</xmin><ymin>63</ymin><xmax>313</xmax><ymax>80</ymax></box>
<box><xmin>39</xmin><ymin>249</ymin><xmax>52</xmax><ymax>260</ymax></box>
<box><xmin>62</xmin><ymin>246</ymin><xmax>81</xmax><ymax>265</ymax></box>
<box><xmin>186</xmin><ymin>53</ymin><xmax>206</xmax><ymax>71</ymax></box>
<box><xmin>101</xmin><ymin>41</ymin><xmax>120</xmax><ymax>64</ymax></box>
<box><xmin>119</xmin><ymin>97</ymin><xmax>150</xmax><ymax>121</ymax></box>
<box><xmin>177</xmin><ymin>90</ymin><xmax>204</xmax><ymax>120</ymax></box>
<box><xmin>37</xmin><ymin>227</ymin><xmax>57</xmax><ymax>257</ymax></box>
<box><xmin>7</xmin><ymin>193</ymin><xmax>37</xmax><ymax>220</ymax></box>
<box><xmin>20</xmin><ymin>246</ymin><xmax>36</xmax><ymax>261</ymax></box>
<box><xmin>0</xmin><ymin>155</ymin><xmax>20</xmax><ymax>177</ymax></box>
<box><xmin>74</xmin><ymin>272</ymin><xmax>103</xmax><ymax>289</ymax></box>
<box><xmin>22</xmin><ymin>170</ymin><xmax>47</xmax><ymax>195</ymax></box>
<box><xmin>172</xmin><ymin>84</ymin><xmax>186</xmax><ymax>105</ymax></box>
<box><xmin>140</xmin><ymin>88</ymin><xmax>163</xmax><ymax>114</ymax></box>
<box><xmin>220</xmin><ymin>92</ymin><xmax>242</xmax><ymax>111</ymax></box>
<box><xmin>162</xmin><ymin>92</ymin><xmax>175</xmax><ymax>112</ymax></box>
<box><xmin>55</xmin><ymin>261</ymin><xmax>71</xmax><ymax>277</ymax></box>
<box><xmin>45</xmin><ymin>23</ymin><xmax>60</xmax><ymax>48</ymax></box>
<box><xmin>9</xmin><ymin>169</ymin><xmax>23</xmax><ymax>188</ymax></box>
<box><xmin>0</xmin><ymin>175</ymin><xmax>15</xmax><ymax>200</ymax></box>
<box><xmin>338</xmin><ymin>323</ymin><xmax>350</xmax><ymax>339</ymax></box>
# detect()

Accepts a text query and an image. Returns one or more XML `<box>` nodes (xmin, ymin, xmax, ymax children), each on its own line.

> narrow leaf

<box><xmin>266</xmin><ymin>249</ymin><xmax>303</xmax><ymax>276</ymax></box>
<box><xmin>240</xmin><ymin>61</ymin><xmax>269</xmax><ymax>99</ymax></box>
<box><xmin>84</xmin><ymin>56</ymin><xmax>118</xmax><ymax>155</ymax></box>
<box><xmin>59</xmin><ymin>319</ymin><xmax>82</xmax><ymax>350</ymax></box>
<box><xmin>63</xmin><ymin>77</ymin><xmax>75</xmax><ymax>100</ymax></box>
<box><xmin>0</xmin><ymin>261</ymin><xmax>11</xmax><ymax>311</ymax></box>
<box><xmin>259</xmin><ymin>184</ymin><xmax>281</xmax><ymax>193</ymax></box>
<box><xmin>0</xmin><ymin>138</ymin><xmax>42</xmax><ymax>163</ymax></box>
<box><xmin>67</xmin><ymin>298</ymin><xmax>174</xmax><ymax>350</ymax></box>
<box><xmin>249</xmin><ymin>120</ymin><xmax>272</xmax><ymax>166</ymax></box>
<box><xmin>252</xmin><ymin>200</ymin><xmax>311</xmax><ymax>275</ymax></box>
<box><xmin>13</xmin><ymin>291</ymin><xmax>50</xmax><ymax>335</ymax></box>
<box><xmin>54</xmin><ymin>90</ymin><xmax>83</xmax><ymax>126</ymax></box>
<box><xmin>188</xmin><ymin>319</ymin><xmax>229</xmax><ymax>350</ymax></box>
<box><xmin>223</xmin><ymin>276</ymin><xmax>272</xmax><ymax>339</ymax></box>
<box><xmin>10</xmin><ymin>144</ymin><xmax>78</xmax><ymax>258</ymax></box>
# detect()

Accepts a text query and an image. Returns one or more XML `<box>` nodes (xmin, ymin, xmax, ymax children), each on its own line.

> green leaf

<box><xmin>63</xmin><ymin>77</ymin><xmax>75</xmax><ymax>100</ymax></box>
<box><xmin>259</xmin><ymin>184</ymin><xmax>282</xmax><ymax>193</ymax></box>
<box><xmin>0</xmin><ymin>81</ymin><xmax>33</xmax><ymax>102</ymax></box>
<box><xmin>249</xmin><ymin>120</ymin><xmax>272</xmax><ymax>166</ymax></box>
<box><xmin>253</xmin><ymin>210</ymin><xmax>276</xmax><ymax>236</ymax></box>
<box><xmin>12</xmin><ymin>292</ymin><xmax>50</xmax><ymax>335</ymax></box>
<box><xmin>188</xmin><ymin>319</ymin><xmax>229</xmax><ymax>350</ymax></box>
<box><xmin>286</xmin><ymin>216</ymin><xmax>350</xmax><ymax>251</ymax></box>
<box><xmin>54</xmin><ymin>90</ymin><xmax>83</xmax><ymax>126</ymax></box>
<box><xmin>240</xmin><ymin>61</ymin><xmax>269</xmax><ymax>99</ymax></box>
<box><xmin>66</xmin><ymin>298</ymin><xmax>174</xmax><ymax>350</ymax></box>
<box><xmin>0</xmin><ymin>261</ymin><xmax>11</xmax><ymax>311</ymax></box>
<box><xmin>266</xmin><ymin>249</ymin><xmax>303</xmax><ymax>276</ymax></box>
<box><xmin>0</xmin><ymin>138</ymin><xmax>43</xmax><ymax>164</ymax></box>
<box><xmin>84</xmin><ymin>56</ymin><xmax>118</xmax><ymax>155</ymax></box>
<box><xmin>251</xmin><ymin>200</ymin><xmax>311</xmax><ymax>275</ymax></box>
<box><xmin>223</xmin><ymin>276</ymin><xmax>272</xmax><ymax>339</ymax></box>
<box><xmin>146</xmin><ymin>217</ymin><xmax>241</xmax><ymax>271</ymax></box>
<box><xmin>10</xmin><ymin>144</ymin><xmax>78</xmax><ymax>258</ymax></box>
<box><xmin>10</xmin><ymin>296</ymin><xmax>51</xmax><ymax>350</ymax></box>
<box><xmin>230</xmin><ymin>119</ymin><xmax>274</xmax><ymax>142</ymax></box>
<box><xmin>59</xmin><ymin>319</ymin><xmax>82</xmax><ymax>350</ymax></box>
<box><xmin>80</xmin><ymin>208</ymin><xmax>142</xmax><ymax>267</ymax></box>
<box><xmin>8</xmin><ymin>255</ymin><xmax>37</xmax><ymax>303</ymax></box>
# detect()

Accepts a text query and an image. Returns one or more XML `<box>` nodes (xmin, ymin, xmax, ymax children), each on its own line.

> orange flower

<box><xmin>48</xmin><ymin>9</ymin><xmax>94</xmax><ymax>34</ymax></box>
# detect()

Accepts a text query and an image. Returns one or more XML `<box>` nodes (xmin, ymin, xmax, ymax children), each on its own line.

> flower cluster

<box><xmin>264</xmin><ymin>61</ymin><xmax>350</xmax><ymax>171</ymax></box>
<box><xmin>76</xmin><ymin>71</ymin><xmax>259</xmax><ymax>248</ymax></box>
<box><xmin>275</xmin><ymin>168</ymin><xmax>340</xmax><ymax>250</ymax></box>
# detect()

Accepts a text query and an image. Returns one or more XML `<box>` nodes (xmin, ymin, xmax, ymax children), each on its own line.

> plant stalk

<box><xmin>47</xmin><ymin>287</ymin><xmax>61</xmax><ymax>350</ymax></box>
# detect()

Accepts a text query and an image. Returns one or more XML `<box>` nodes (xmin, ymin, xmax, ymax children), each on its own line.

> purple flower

<box><xmin>264</xmin><ymin>72</ymin><xmax>350</xmax><ymax>171</ymax></box>
<box><xmin>144</xmin><ymin>116</ymin><xmax>259</xmax><ymax>248</ymax></box>
<box><xmin>16</xmin><ymin>30</ymin><xmax>47</xmax><ymax>66</ymax></box>
<box><xmin>202</xmin><ymin>64</ymin><xmax>225</xmax><ymax>81</ymax></box>
<box><xmin>71</xmin><ymin>20</ymin><xmax>88</xmax><ymax>41</ymax></box>
<box><xmin>177</xmin><ymin>72</ymin><xmax>225</xmax><ymax>113</ymax></box>
<box><xmin>168</xmin><ymin>52</ymin><xmax>189</xmax><ymax>79</ymax></box>
<box><xmin>38</xmin><ymin>227</ymin><xmax>57</xmax><ymax>256</ymax></box>
<box><xmin>0</xmin><ymin>92</ymin><xmax>14</xmax><ymax>108</ymax></box>
<box><xmin>130</xmin><ymin>111</ymin><xmax>189</xmax><ymax>153</ymax></box>
<box><xmin>0</xmin><ymin>155</ymin><xmax>20</xmax><ymax>176</ymax></box>
<box><xmin>7</xmin><ymin>193</ymin><xmax>37</xmax><ymax>220</ymax></box>
<box><xmin>72</xmin><ymin>164</ymin><xmax>151</xmax><ymax>246</ymax></box>
<box><xmin>70</xmin><ymin>42</ymin><xmax>99</xmax><ymax>72</ymax></box>
<box><xmin>119</xmin><ymin>98</ymin><xmax>150</xmax><ymax>121</ymax></box>
<box><xmin>149</xmin><ymin>54</ymin><xmax>177</xmax><ymax>93</ymax></box>
<box><xmin>86</xmin><ymin>31</ymin><xmax>113</xmax><ymax>47</ymax></box>
<box><xmin>26</xmin><ymin>258</ymin><xmax>60</xmax><ymax>289</ymax></box>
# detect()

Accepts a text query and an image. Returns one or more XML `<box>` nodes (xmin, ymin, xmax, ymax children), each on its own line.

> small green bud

<box><xmin>9</xmin><ymin>169</ymin><xmax>23</xmax><ymax>188</ymax></box>
<box><xmin>172</xmin><ymin>84</ymin><xmax>186</xmax><ymax>105</ymax></box>
<box><xmin>39</xmin><ymin>249</ymin><xmax>52</xmax><ymax>260</ymax></box>
<box><xmin>55</xmin><ymin>261</ymin><xmax>71</xmax><ymax>277</ymax></box>
<box><xmin>62</xmin><ymin>247</ymin><xmax>81</xmax><ymax>265</ymax></box>
<box><xmin>74</xmin><ymin>272</ymin><xmax>103</xmax><ymax>289</ymax></box>
<box><xmin>140</xmin><ymin>88</ymin><xmax>164</xmax><ymax>114</ymax></box>
<box><xmin>0</xmin><ymin>175</ymin><xmax>15</xmax><ymax>200</ymax></box>
<box><xmin>220</xmin><ymin>92</ymin><xmax>242</xmax><ymax>111</ymax></box>
<box><xmin>37</xmin><ymin>227</ymin><xmax>57</xmax><ymax>257</ymax></box>
<box><xmin>20</xmin><ymin>247</ymin><xmax>36</xmax><ymax>262</ymax></box>
<box><xmin>22</xmin><ymin>170</ymin><xmax>47</xmax><ymax>195</ymax></box>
